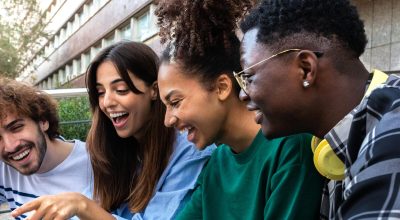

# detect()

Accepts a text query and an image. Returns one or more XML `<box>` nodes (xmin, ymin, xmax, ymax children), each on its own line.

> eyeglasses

<box><xmin>233</xmin><ymin>49</ymin><xmax>323</xmax><ymax>94</ymax></box>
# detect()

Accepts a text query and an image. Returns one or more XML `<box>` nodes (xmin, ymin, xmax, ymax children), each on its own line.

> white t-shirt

<box><xmin>0</xmin><ymin>140</ymin><xmax>92</xmax><ymax>219</ymax></box>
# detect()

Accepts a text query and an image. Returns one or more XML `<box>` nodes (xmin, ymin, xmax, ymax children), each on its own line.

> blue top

<box><xmin>111</xmin><ymin>132</ymin><xmax>215</xmax><ymax>220</ymax></box>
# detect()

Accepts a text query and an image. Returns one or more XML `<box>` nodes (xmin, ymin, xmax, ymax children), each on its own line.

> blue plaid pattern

<box><xmin>320</xmin><ymin>74</ymin><xmax>400</xmax><ymax>219</ymax></box>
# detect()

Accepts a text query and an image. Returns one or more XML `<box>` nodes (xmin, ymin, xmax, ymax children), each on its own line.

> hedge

<box><xmin>57</xmin><ymin>96</ymin><xmax>91</xmax><ymax>141</ymax></box>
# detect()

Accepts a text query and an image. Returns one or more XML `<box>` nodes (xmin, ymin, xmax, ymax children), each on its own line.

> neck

<box><xmin>218</xmin><ymin>97</ymin><xmax>260</xmax><ymax>153</ymax></box>
<box><xmin>37</xmin><ymin>138</ymin><xmax>74</xmax><ymax>173</ymax></box>
<box><xmin>314</xmin><ymin>60</ymin><xmax>370</xmax><ymax>138</ymax></box>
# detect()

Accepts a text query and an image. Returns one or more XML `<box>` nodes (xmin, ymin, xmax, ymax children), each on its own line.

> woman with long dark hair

<box><xmin>12</xmin><ymin>41</ymin><xmax>213</xmax><ymax>220</ymax></box>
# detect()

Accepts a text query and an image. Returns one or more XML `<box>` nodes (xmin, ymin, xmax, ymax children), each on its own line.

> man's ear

<box><xmin>296</xmin><ymin>50</ymin><xmax>319</xmax><ymax>87</ymax></box>
<box><xmin>39</xmin><ymin>120</ymin><xmax>49</xmax><ymax>132</ymax></box>
<box><xmin>151</xmin><ymin>81</ymin><xmax>158</xmax><ymax>100</ymax></box>
<box><xmin>215</xmin><ymin>74</ymin><xmax>232</xmax><ymax>101</ymax></box>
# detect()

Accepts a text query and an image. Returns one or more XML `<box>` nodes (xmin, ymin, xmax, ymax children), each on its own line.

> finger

<box><xmin>26</xmin><ymin>206</ymin><xmax>47</xmax><ymax>220</ymax></box>
<box><xmin>26</xmin><ymin>200</ymin><xmax>57</xmax><ymax>220</ymax></box>
<box><xmin>43</xmin><ymin>210</ymin><xmax>57</xmax><ymax>220</ymax></box>
<box><xmin>11</xmin><ymin>199</ymin><xmax>41</xmax><ymax>217</ymax></box>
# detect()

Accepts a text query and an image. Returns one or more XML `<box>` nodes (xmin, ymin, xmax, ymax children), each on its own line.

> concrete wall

<box><xmin>353</xmin><ymin>0</ymin><xmax>400</xmax><ymax>73</ymax></box>
<box><xmin>36</xmin><ymin>0</ymin><xmax>152</xmax><ymax>83</ymax></box>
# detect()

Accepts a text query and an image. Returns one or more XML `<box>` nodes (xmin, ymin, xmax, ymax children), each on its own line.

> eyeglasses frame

<box><xmin>233</xmin><ymin>49</ymin><xmax>323</xmax><ymax>94</ymax></box>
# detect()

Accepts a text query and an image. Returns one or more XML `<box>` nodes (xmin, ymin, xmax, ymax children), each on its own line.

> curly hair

<box><xmin>0</xmin><ymin>77</ymin><xmax>60</xmax><ymax>139</ymax></box>
<box><xmin>156</xmin><ymin>0</ymin><xmax>254</xmax><ymax>58</ymax></box>
<box><xmin>240</xmin><ymin>0</ymin><xmax>367</xmax><ymax>57</ymax></box>
<box><xmin>156</xmin><ymin>0</ymin><xmax>255</xmax><ymax>92</ymax></box>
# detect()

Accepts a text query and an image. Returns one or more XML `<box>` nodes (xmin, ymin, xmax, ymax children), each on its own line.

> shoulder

<box><xmin>267</xmin><ymin>133</ymin><xmax>313</xmax><ymax>166</ymax></box>
<box><xmin>61</xmin><ymin>140</ymin><xmax>90</xmax><ymax>166</ymax></box>
<box><xmin>69</xmin><ymin>140</ymin><xmax>88</xmax><ymax>155</ymax></box>
<box><xmin>260</xmin><ymin>133</ymin><xmax>312</xmax><ymax>155</ymax></box>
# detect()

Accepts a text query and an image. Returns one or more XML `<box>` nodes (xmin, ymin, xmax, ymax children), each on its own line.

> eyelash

<box><xmin>116</xmin><ymin>89</ymin><xmax>129</xmax><ymax>94</ymax></box>
<box><xmin>170</xmin><ymin>99</ymin><xmax>181</xmax><ymax>108</ymax></box>
<box><xmin>97</xmin><ymin>89</ymin><xmax>130</xmax><ymax>96</ymax></box>
<box><xmin>11</xmin><ymin>125</ymin><xmax>23</xmax><ymax>131</ymax></box>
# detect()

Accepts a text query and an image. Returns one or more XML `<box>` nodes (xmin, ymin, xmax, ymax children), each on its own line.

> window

<box><xmin>47</xmin><ymin>78</ymin><xmax>52</xmax><ymax>89</ymax></box>
<box><xmin>65</xmin><ymin>64</ymin><xmax>72</xmax><ymax>81</ymax></box>
<box><xmin>52</xmin><ymin>73</ymin><xmax>58</xmax><ymax>88</ymax></box>
<box><xmin>133</xmin><ymin>5</ymin><xmax>158</xmax><ymax>42</ymax></box>
<box><xmin>136</xmin><ymin>11</ymin><xmax>150</xmax><ymax>41</ymax></box>
<box><xmin>54</xmin><ymin>35</ymin><xmax>59</xmax><ymax>48</ymax></box>
<box><xmin>81</xmin><ymin>52</ymin><xmax>90</xmax><ymax>72</ymax></box>
<box><xmin>90</xmin><ymin>44</ymin><xmax>101</xmax><ymax>62</ymax></box>
<box><xmin>58</xmin><ymin>69</ymin><xmax>65</xmax><ymax>85</ymax></box>
<box><xmin>73</xmin><ymin>59</ymin><xmax>82</xmax><ymax>77</ymax></box>
<box><xmin>119</xmin><ymin>23</ymin><xmax>132</xmax><ymax>40</ymax></box>
<box><xmin>102</xmin><ymin>34</ymin><xmax>115</xmax><ymax>48</ymax></box>
<box><xmin>66</xmin><ymin>21</ymin><xmax>73</xmax><ymax>38</ymax></box>
<box><xmin>60</xmin><ymin>28</ymin><xmax>66</xmax><ymax>43</ymax></box>
<box><xmin>73</xmin><ymin>14</ymin><xmax>80</xmax><ymax>32</ymax></box>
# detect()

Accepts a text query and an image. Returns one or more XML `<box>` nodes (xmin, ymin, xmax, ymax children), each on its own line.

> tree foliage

<box><xmin>0</xmin><ymin>0</ymin><xmax>48</xmax><ymax>78</ymax></box>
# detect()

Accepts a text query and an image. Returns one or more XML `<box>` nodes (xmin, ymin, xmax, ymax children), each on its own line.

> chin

<box><xmin>194</xmin><ymin>142</ymin><xmax>207</xmax><ymax>150</ymax></box>
<box><xmin>193</xmin><ymin>138</ymin><xmax>213</xmax><ymax>150</ymax></box>
<box><xmin>116</xmin><ymin>131</ymin><xmax>132</xmax><ymax>139</ymax></box>
<box><xmin>261</xmin><ymin>123</ymin><xmax>288</xmax><ymax>140</ymax></box>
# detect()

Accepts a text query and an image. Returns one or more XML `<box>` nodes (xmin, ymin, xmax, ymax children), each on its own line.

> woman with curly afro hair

<box><xmin>155</xmin><ymin>0</ymin><xmax>324</xmax><ymax>219</ymax></box>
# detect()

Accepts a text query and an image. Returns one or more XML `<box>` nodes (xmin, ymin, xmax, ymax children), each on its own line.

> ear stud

<box><xmin>303</xmin><ymin>80</ymin><xmax>310</xmax><ymax>88</ymax></box>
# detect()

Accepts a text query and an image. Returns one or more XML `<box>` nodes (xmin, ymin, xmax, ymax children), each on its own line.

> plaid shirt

<box><xmin>320</xmin><ymin>73</ymin><xmax>400</xmax><ymax>219</ymax></box>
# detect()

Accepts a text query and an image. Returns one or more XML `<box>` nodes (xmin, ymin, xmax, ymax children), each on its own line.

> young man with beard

<box><xmin>0</xmin><ymin>77</ymin><xmax>91</xmax><ymax>218</ymax></box>
<box><xmin>238</xmin><ymin>0</ymin><xmax>400</xmax><ymax>219</ymax></box>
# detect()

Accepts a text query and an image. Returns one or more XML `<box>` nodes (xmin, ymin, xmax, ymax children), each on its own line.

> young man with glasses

<box><xmin>239</xmin><ymin>0</ymin><xmax>400</xmax><ymax>219</ymax></box>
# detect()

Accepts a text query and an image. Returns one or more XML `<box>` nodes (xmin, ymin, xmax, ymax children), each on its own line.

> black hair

<box><xmin>241</xmin><ymin>0</ymin><xmax>367</xmax><ymax>57</ymax></box>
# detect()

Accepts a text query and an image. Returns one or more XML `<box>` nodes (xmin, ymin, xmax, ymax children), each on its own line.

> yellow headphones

<box><xmin>311</xmin><ymin>70</ymin><xmax>388</xmax><ymax>180</ymax></box>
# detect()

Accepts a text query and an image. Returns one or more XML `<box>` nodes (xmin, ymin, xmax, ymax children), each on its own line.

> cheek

<box><xmin>98</xmin><ymin>97</ymin><xmax>105</xmax><ymax>111</ymax></box>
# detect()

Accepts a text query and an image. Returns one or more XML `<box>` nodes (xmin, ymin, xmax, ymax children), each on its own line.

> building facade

<box><xmin>18</xmin><ymin>0</ymin><xmax>400</xmax><ymax>88</ymax></box>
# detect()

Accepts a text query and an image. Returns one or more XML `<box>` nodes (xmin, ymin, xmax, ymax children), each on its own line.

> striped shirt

<box><xmin>320</xmin><ymin>73</ymin><xmax>400</xmax><ymax>219</ymax></box>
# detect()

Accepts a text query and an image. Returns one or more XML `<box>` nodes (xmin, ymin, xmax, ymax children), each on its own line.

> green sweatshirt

<box><xmin>176</xmin><ymin>131</ymin><xmax>324</xmax><ymax>220</ymax></box>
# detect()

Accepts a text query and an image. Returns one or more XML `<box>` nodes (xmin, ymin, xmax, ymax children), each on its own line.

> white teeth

<box><xmin>110</xmin><ymin>112</ymin><xmax>128</xmax><ymax>118</ymax></box>
<box><xmin>13</xmin><ymin>149</ymin><xmax>30</xmax><ymax>161</ymax></box>
<box><xmin>179</xmin><ymin>127</ymin><xmax>192</xmax><ymax>134</ymax></box>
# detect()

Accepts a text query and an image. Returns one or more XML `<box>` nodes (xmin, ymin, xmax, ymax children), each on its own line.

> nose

<box><xmin>102</xmin><ymin>91</ymin><xmax>116</xmax><ymax>108</ymax></box>
<box><xmin>239</xmin><ymin>89</ymin><xmax>250</xmax><ymax>102</ymax></box>
<box><xmin>1</xmin><ymin>134</ymin><xmax>18</xmax><ymax>153</ymax></box>
<box><xmin>164</xmin><ymin>109</ymin><xmax>177</xmax><ymax>127</ymax></box>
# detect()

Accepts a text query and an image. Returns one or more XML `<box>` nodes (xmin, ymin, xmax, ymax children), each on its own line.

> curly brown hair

<box><xmin>156</xmin><ymin>0</ymin><xmax>255</xmax><ymax>58</ymax></box>
<box><xmin>0</xmin><ymin>77</ymin><xmax>60</xmax><ymax>139</ymax></box>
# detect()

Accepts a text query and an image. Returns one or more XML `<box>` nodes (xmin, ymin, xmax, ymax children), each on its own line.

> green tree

<box><xmin>0</xmin><ymin>0</ymin><xmax>48</xmax><ymax>78</ymax></box>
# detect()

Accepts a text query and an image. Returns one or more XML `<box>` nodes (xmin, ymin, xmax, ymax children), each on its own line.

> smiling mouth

<box><xmin>110</xmin><ymin>112</ymin><xmax>129</xmax><ymax>124</ymax></box>
<box><xmin>179</xmin><ymin>126</ymin><xmax>194</xmax><ymax>134</ymax></box>
<box><xmin>12</xmin><ymin>148</ymin><xmax>31</xmax><ymax>161</ymax></box>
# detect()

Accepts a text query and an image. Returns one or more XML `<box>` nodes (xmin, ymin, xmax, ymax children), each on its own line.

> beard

<box><xmin>3</xmin><ymin>124</ymin><xmax>48</xmax><ymax>175</ymax></box>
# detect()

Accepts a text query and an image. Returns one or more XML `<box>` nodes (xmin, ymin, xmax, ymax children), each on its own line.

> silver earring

<box><xmin>303</xmin><ymin>80</ymin><xmax>310</xmax><ymax>88</ymax></box>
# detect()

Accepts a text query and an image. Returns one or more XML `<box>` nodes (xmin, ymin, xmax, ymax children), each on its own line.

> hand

<box><xmin>11</xmin><ymin>192</ymin><xmax>88</xmax><ymax>220</ymax></box>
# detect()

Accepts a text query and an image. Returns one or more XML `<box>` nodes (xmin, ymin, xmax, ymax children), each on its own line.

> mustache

<box><xmin>5</xmin><ymin>142</ymin><xmax>33</xmax><ymax>157</ymax></box>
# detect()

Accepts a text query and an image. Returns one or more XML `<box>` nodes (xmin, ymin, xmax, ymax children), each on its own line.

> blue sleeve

<box><xmin>113</xmin><ymin>133</ymin><xmax>215</xmax><ymax>220</ymax></box>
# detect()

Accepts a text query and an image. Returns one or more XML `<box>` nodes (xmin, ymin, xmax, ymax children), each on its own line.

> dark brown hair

<box><xmin>155</xmin><ymin>0</ymin><xmax>255</xmax><ymax>93</ymax></box>
<box><xmin>85</xmin><ymin>41</ymin><xmax>175</xmax><ymax>212</ymax></box>
<box><xmin>0</xmin><ymin>77</ymin><xmax>60</xmax><ymax>139</ymax></box>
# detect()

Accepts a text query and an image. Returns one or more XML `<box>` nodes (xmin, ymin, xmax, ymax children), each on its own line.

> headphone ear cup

<box><xmin>311</xmin><ymin>137</ymin><xmax>345</xmax><ymax>180</ymax></box>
